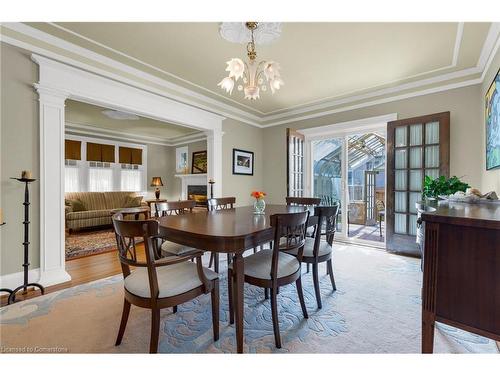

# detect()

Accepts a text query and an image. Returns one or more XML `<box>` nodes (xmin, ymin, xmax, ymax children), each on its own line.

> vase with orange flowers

<box><xmin>251</xmin><ymin>191</ymin><xmax>266</xmax><ymax>214</ymax></box>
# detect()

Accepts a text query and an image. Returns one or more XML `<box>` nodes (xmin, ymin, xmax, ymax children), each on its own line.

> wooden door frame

<box><xmin>386</xmin><ymin>111</ymin><xmax>450</xmax><ymax>254</ymax></box>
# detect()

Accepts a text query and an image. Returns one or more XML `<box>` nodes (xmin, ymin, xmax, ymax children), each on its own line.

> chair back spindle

<box><xmin>207</xmin><ymin>197</ymin><xmax>236</xmax><ymax>211</ymax></box>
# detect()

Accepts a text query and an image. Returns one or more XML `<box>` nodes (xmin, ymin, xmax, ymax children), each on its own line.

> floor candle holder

<box><xmin>5</xmin><ymin>178</ymin><xmax>45</xmax><ymax>304</ymax></box>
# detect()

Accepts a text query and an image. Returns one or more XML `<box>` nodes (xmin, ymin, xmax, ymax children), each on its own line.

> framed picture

<box><xmin>486</xmin><ymin>67</ymin><xmax>500</xmax><ymax>170</ymax></box>
<box><xmin>232</xmin><ymin>148</ymin><xmax>254</xmax><ymax>176</ymax></box>
<box><xmin>175</xmin><ymin>146</ymin><xmax>188</xmax><ymax>173</ymax></box>
<box><xmin>191</xmin><ymin>150</ymin><xmax>207</xmax><ymax>174</ymax></box>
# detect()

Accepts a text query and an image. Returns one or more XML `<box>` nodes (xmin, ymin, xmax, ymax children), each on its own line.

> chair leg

<box><xmin>312</xmin><ymin>263</ymin><xmax>322</xmax><ymax>309</ymax></box>
<box><xmin>150</xmin><ymin>308</ymin><xmax>160</xmax><ymax>354</ymax></box>
<box><xmin>173</xmin><ymin>305</ymin><xmax>177</xmax><ymax>314</ymax></box>
<box><xmin>214</xmin><ymin>253</ymin><xmax>219</xmax><ymax>274</ymax></box>
<box><xmin>327</xmin><ymin>259</ymin><xmax>337</xmax><ymax>291</ymax></box>
<box><xmin>211</xmin><ymin>280</ymin><xmax>220</xmax><ymax>341</ymax></box>
<box><xmin>306</xmin><ymin>263</ymin><xmax>310</xmax><ymax>273</ymax></box>
<box><xmin>264</xmin><ymin>287</ymin><xmax>269</xmax><ymax>300</ymax></box>
<box><xmin>253</xmin><ymin>247</ymin><xmax>257</xmax><ymax>254</ymax></box>
<box><xmin>228</xmin><ymin>268</ymin><xmax>234</xmax><ymax>324</ymax></box>
<box><xmin>296</xmin><ymin>276</ymin><xmax>308</xmax><ymax>319</ymax></box>
<box><xmin>115</xmin><ymin>298</ymin><xmax>131</xmax><ymax>346</ymax></box>
<box><xmin>209</xmin><ymin>252</ymin><xmax>214</xmax><ymax>268</ymax></box>
<box><xmin>270</xmin><ymin>286</ymin><xmax>281</xmax><ymax>349</ymax></box>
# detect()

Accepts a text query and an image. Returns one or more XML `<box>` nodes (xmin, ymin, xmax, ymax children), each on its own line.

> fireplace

<box><xmin>187</xmin><ymin>185</ymin><xmax>208</xmax><ymax>206</ymax></box>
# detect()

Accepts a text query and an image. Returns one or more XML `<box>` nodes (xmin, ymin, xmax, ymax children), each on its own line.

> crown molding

<box><xmin>47</xmin><ymin>22</ymin><xmax>267</xmax><ymax>116</ymax></box>
<box><xmin>0</xmin><ymin>23</ymin><xmax>261</xmax><ymax>126</ymax></box>
<box><xmin>65</xmin><ymin>121</ymin><xmax>207</xmax><ymax>147</ymax></box>
<box><xmin>1</xmin><ymin>22</ymin><xmax>498</xmax><ymax>129</ymax></box>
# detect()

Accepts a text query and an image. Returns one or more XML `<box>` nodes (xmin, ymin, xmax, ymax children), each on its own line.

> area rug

<box><xmin>1</xmin><ymin>244</ymin><xmax>498</xmax><ymax>354</ymax></box>
<box><xmin>65</xmin><ymin>228</ymin><xmax>118</xmax><ymax>259</ymax></box>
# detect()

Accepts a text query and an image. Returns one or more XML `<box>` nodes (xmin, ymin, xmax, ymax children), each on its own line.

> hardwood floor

<box><xmin>0</xmin><ymin>245</ymin><xmax>143</xmax><ymax>307</ymax></box>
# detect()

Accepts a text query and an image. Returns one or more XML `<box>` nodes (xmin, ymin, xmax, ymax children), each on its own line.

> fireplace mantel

<box><xmin>175</xmin><ymin>173</ymin><xmax>207</xmax><ymax>200</ymax></box>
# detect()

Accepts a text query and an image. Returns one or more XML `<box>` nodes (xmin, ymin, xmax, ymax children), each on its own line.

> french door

<box><xmin>287</xmin><ymin>129</ymin><xmax>305</xmax><ymax>197</ymax></box>
<box><xmin>386</xmin><ymin>112</ymin><xmax>450</xmax><ymax>255</ymax></box>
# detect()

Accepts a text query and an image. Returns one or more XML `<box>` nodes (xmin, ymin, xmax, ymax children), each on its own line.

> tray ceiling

<box><xmin>27</xmin><ymin>22</ymin><xmax>493</xmax><ymax>116</ymax></box>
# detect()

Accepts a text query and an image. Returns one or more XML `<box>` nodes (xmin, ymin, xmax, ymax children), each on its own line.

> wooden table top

<box><xmin>421</xmin><ymin>200</ymin><xmax>500</xmax><ymax>229</ymax></box>
<box><xmin>157</xmin><ymin>204</ymin><xmax>311</xmax><ymax>252</ymax></box>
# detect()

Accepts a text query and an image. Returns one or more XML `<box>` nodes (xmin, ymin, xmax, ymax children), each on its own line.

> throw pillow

<box><xmin>124</xmin><ymin>195</ymin><xmax>143</xmax><ymax>208</ymax></box>
<box><xmin>65</xmin><ymin>198</ymin><xmax>86</xmax><ymax>212</ymax></box>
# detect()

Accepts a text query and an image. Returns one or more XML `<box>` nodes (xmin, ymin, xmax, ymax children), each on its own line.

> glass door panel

<box><xmin>312</xmin><ymin>138</ymin><xmax>343</xmax><ymax>232</ymax></box>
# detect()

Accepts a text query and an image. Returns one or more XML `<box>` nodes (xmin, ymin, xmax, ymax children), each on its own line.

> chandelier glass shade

<box><xmin>218</xmin><ymin>22</ymin><xmax>283</xmax><ymax>100</ymax></box>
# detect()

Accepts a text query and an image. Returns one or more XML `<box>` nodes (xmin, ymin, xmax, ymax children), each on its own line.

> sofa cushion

<box><xmin>124</xmin><ymin>262</ymin><xmax>218</xmax><ymax>298</ymax></box>
<box><xmin>65</xmin><ymin>198</ymin><xmax>86</xmax><ymax>212</ymax></box>
<box><xmin>65</xmin><ymin>192</ymin><xmax>107</xmax><ymax>211</ymax></box>
<box><xmin>123</xmin><ymin>195</ymin><xmax>143</xmax><ymax>208</ymax></box>
<box><xmin>103</xmin><ymin>192</ymin><xmax>138</xmax><ymax>209</ymax></box>
<box><xmin>66</xmin><ymin>209</ymin><xmax>111</xmax><ymax>221</ymax></box>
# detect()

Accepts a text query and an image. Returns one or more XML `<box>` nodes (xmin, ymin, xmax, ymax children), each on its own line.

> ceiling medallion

<box><xmin>218</xmin><ymin>22</ymin><xmax>283</xmax><ymax>101</ymax></box>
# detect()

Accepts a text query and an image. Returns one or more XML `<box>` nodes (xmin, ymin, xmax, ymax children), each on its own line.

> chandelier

<box><xmin>218</xmin><ymin>22</ymin><xmax>283</xmax><ymax>100</ymax></box>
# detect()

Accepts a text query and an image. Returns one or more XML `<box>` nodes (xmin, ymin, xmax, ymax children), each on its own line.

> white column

<box><xmin>36</xmin><ymin>85</ymin><xmax>72</xmax><ymax>286</ymax></box>
<box><xmin>206</xmin><ymin>128</ymin><xmax>223</xmax><ymax>198</ymax></box>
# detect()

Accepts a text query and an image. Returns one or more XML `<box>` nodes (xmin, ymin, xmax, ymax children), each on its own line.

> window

<box><xmin>88</xmin><ymin>162</ymin><xmax>113</xmax><ymax>192</ymax></box>
<box><xmin>120</xmin><ymin>164</ymin><xmax>142</xmax><ymax>192</ymax></box>
<box><xmin>64</xmin><ymin>159</ymin><xmax>80</xmax><ymax>192</ymax></box>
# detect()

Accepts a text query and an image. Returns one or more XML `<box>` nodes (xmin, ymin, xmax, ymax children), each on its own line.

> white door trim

<box><xmin>301</xmin><ymin>113</ymin><xmax>395</xmax><ymax>244</ymax></box>
<box><xmin>27</xmin><ymin>54</ymin><xmax>224</xmax><ymax>287</ymax></box>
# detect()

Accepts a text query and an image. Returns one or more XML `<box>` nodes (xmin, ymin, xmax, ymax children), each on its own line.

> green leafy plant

<box><xmin>422</xmin><ymin>175</ymin><xmax>470</xmax><ymax>199</ymax></box>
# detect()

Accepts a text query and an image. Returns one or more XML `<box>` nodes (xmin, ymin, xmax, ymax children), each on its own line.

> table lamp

<box><xmin>150</xmin><ymin>177</ymin><xmax>164</xmax><ymax>199</ymax></box>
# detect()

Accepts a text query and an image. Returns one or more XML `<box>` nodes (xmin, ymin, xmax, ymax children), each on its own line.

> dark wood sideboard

<box><xmin>421</xmin><ymin>201</ymin><xmax>500</xmax><ymax>353</ymax></box>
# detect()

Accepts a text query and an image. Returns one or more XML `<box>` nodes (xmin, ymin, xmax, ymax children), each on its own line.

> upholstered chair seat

<box><xmin>229</xmin><ymin>250</ymin><xmax>300</xmax><ymax>280</ymax></box>
<box><xmin>124</xmin><ymin>262</ymin><xmax>218</xmax><ymax>298</ymax></box>
<box><xmin>284</xmin><ymin>238</ymin><xmax>332</xmax><ymax>258</ymax></box>
<box><xmin>160</xmin><ymin>240</ymin><xmax>197</xmax><ymax>256</ymax></box>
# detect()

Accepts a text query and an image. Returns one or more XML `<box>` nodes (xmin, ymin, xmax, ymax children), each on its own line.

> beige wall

<box><xmin>0</xmin><ymin>43</ymin><xmax>40</xmax><ymax>275</ymax></box>
<box><xmin>481</xmin><ymin>48</ymin><xmax>500</xmax><ymax>192</ymax></box>
<box><xmin>262</xmin><ymin>85</ymin><xmax>484</xmax><ymax>204</ymax></box>
<box><xmin>222</xmin><ymin>118</ymin><xmax>264</xmax><ymax>206</ymax></box>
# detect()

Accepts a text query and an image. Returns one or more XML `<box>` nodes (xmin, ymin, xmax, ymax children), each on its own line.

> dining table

<box><xmin>157</xmin><ymin>204</ymin><xmax>316</xmax><ymax>353</ymax></box>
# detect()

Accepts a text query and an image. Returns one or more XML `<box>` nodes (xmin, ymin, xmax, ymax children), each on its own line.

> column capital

<box><xmin>34</xmin><ymin>84</ymin><xmax>69</xmax><ymax>106</ymax></box>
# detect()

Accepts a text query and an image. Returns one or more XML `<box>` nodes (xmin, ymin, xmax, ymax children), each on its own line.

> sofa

<box><xmin>65</xmin><ymin>191</ymin><xmax>147</xmax><ymax>232</ymax></box>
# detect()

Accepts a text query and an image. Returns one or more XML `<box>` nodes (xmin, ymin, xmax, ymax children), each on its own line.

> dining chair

<box><xmin>112</xmin><ymin>214</ymin><xmax>219</xmax><ymax>353</ymax></box>
<box><xmin>228</xmin><ymin>211</ymin><xmax>310</xmax><ymax>349</ymax></box>
<box><xmin>207</xmin><ymin>197</ymin><xmax>235</xmax><ymax>273</ymax></box>
<box><xmin>286</xmin><ymin>196</ymin><xmax>321</xmax><ymax>273</ymax></box>
<box><xmin>155</xmin><ymin>200</ymin><xmax>200</xmax><ymax>257</ymax></box>
<box><xmin>283</xmin><ymin>205</ymin><xmax>339</xmax><ymax>309</ymax></box>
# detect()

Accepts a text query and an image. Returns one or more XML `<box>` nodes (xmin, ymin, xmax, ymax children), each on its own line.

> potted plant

<box><xmin>422</xmin><ymin>175</ymin><xmax>470</xmax><ymax>203</ymax></box>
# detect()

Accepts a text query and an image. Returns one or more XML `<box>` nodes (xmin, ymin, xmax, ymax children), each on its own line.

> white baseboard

<box><xmin>0</xmin><ymin>268</ymin><xmax>41</xmax><ymax>291</ymax></box>
<box><xmin>0</xmin><ymin>267</ymin><xmax>72</xmax><ymax>292</ymax></box>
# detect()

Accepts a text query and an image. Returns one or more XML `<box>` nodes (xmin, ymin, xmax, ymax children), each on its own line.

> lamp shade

<box><xmin>150</xmin><ymin>177</ymin><xmax>164</xmax><ymax>187</ymax></box>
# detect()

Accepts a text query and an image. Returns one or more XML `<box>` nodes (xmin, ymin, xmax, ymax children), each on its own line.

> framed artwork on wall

<box><xmin>486</xmin><ymin>67</ymin><xmax>500</xmax><ymax>170</ymax></box>
<box><xmin>191</xmin><ymin>150</ymin><xmax>207</xmax><ymax>174</ymax></box>
<box><xmin>175</xmin><ymin>146</ymin><xmax>188</xmax><ymax>173</ymax></box>
<box><xmin>232</xmin><ymin>148</ymin><xmax>254</xmax><ymax>176</ymax></box>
